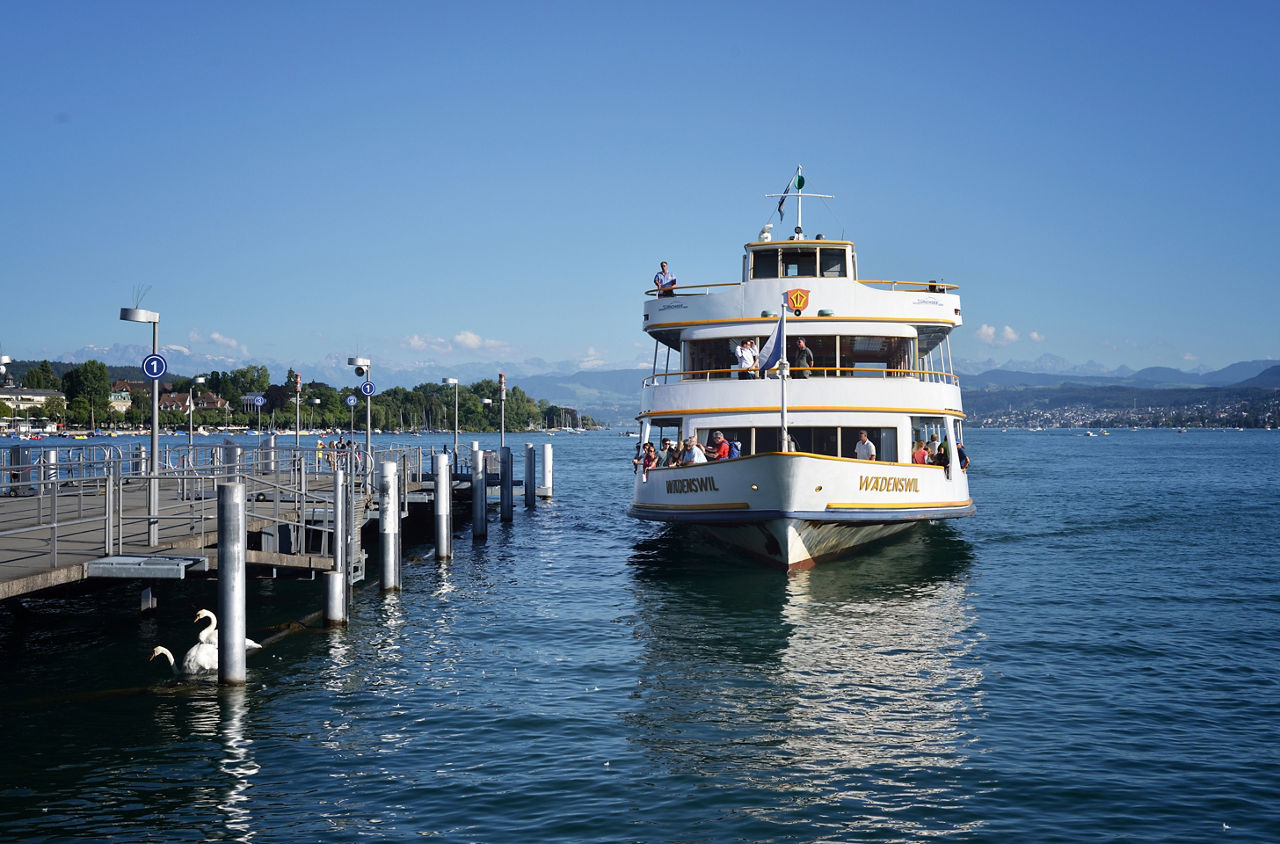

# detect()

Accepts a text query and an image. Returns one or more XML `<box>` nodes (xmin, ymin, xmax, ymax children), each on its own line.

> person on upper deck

<box><xmin>736</xmin><ymin>339</ymin><xmax>759</xmax><ymax>380</ymax></box>
<box><xmin>653</xmin><ymin>261</ymin><xmax>676</xmax><ymax>297</ymax></box>
<box><xmin>792</xmin><ymin>338</ymin><xmax>813</xmax><ymax>379</ymax></box>
<box><xmin>855</xmin><ymin>429</ymin><xmax>877</xmax><ymax>461</ymax></box>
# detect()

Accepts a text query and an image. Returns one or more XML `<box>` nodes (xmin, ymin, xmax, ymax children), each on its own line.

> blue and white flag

<box><xmin>776</xmin><ymin>178</ymin><xmax>791</xmax><ymax>220</ymax></box>
<box><xmin>757</xmin><ymin>305</ymin><xmax>786</xmax><ymax>372</ymax></box>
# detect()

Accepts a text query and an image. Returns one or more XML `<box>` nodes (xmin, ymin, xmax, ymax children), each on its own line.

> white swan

<box><xmin>195</xmin><ymin>608</ymin><xmax>262</xmax><ymax>651</ymax></box>
<box><xmin>151</xmin><ymin>643</ymin><xmax>217</xmax><ymax>675</ymax></box>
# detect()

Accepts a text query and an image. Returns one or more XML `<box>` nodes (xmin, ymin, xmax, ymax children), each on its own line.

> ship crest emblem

<box><xmin>786</xmin><ymin>288</ymin><xmax>811</xmax><ymax>313</ymax></box>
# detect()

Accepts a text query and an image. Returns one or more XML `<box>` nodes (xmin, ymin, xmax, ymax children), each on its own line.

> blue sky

<box><xmin>4</xmin><ymin>0</ymin><xmax>1278</xmax><ymax>381</ymax></box>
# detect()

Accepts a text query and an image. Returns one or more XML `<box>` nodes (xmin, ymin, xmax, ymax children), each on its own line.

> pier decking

<box><xmin>0</xmin><ymin>440</ymin><xmax>480</xmax><ymax>601</ymax></box>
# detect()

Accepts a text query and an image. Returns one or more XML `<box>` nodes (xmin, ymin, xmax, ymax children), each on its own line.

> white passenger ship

<box><xmin>628</xmin><ymin>170</ymin><xmax>974</xmax><ymax>569</ymax></box>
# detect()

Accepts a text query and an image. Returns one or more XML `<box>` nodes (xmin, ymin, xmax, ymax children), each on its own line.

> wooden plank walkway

<box><xmin>0</xmin><ymin>471</ymin><xmax>429</xmax><ymax>600</ymax></box>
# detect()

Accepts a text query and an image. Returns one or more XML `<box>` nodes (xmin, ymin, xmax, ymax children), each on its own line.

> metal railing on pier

<box><xmin>0</xmin><ymin>438</ymin><xmax>472</xmax><ymax>572</ymax></box>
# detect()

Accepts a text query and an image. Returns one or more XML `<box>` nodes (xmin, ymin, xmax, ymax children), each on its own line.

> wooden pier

<box><xmin>0</xmin><ymin>441</ymin><xmax>504</xmax><ymax>602</ymax></box>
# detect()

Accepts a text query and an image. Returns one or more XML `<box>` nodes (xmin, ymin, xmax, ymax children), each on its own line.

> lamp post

<box><xmin>310</xmin><ymin>397</ymin><xmax>320</xmax><ymax>431</ymax></box>
<box><xmin>348</xmin><ymin>357</ymin><xmax>371</xmax><ymax>467</ymax></box>
<box><xmin>188</xmin><ymin>375</ymin><xmax>206</xmax><ymax>450</ymax></box>
<box><xmin>442</xmin><ymin>378</ymin><xmax>459</xmax><ymax>461</ymax></box>
<box><xmin>498</xmin><ymin>372</ymin><xmax>506</xmax><ymax>449</ymax></box>
<box><xmin>293</xmin><ymin>372</ymin><xmax>302</xmax><ymax>449</ymax></box>
<box><xmin>0</xmin><ymin>356</ymin><xmax>8</xmax><ymax>436</ymax></box>
<box><xmin>119</xmin><ymin>306</ymin><xmax>161</xmax><ymax>546</ymax></box>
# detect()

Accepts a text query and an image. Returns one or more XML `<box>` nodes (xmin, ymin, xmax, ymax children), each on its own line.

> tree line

<box><xmin>4</xmin><ymin>359</ymin><xmax>593</xmax><ymax>432</ymax></box>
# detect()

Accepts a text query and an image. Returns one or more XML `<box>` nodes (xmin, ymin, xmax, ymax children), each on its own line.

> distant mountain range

<box><xmin>961</xmin><ymin>359</ymin><xmax>1279</xmax><ymax>390</ymax></box>
<box><xmin>30</xmin><ymin>344</ymin><xmax>1280</xmax><ymax>427</ymax></box>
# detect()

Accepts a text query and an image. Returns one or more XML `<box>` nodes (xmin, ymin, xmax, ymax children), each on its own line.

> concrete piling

<box><xmin>379</xmin><ymin>460</ymin><xmax>401</xmax><ymax>591</ymax></box>
<box><xmin>524</xmin><ymin>443</ymin><xmax>535</xmax><ymax>508</ymax></box>
<box><xmin>472</xmin><ymin>447</ymin><xmax>487</xmax><ymax>542</ymax></box>
<box><xmin>539</xmin><ymin>443</ymin><xmax>554</xmax><ymax>499</ymax></box>
<box><xmin>500</xmin><ymin>447</ymin><xmax>513</xmax><ymax>522</ymax></box>
<box><xmin>217</xmin><ymin>482</ymin><xmax>248</xmax><ymax>685</ymax></box>
<box><xmin>325</xmin><ymin>467</ymin><xmax>348</xmax><ymax>626</ymax></box>
<box><xmin>434</xmin><ymin>454</ymin><xmax>452</xmax><ymax>560</ymax></box>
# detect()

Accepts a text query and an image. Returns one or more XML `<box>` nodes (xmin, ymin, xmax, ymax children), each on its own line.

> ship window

<box><xmin>842</xmin><ymin>427</ymin><xmax>898</xmax><ymax>462</ymax></box>
<box><xmin>751</xmin><ymin>249</ymin><xmax>778</xmax><ymax>279</ymax></box>
<box><xmin>796</xmin><ymin>335</ymin><xmax>836</xmax><ymax>376</ymax></box>
<box><xmin>781</xmin><ymin>248</ymin><xmax>816</xmax><ymax>277</ymax></box>
<box><xmin>682</xmin><ymin>338</ymin><xmax>742</xmax><ymax>380</ymax></box>
<box><xmin>820</xmin><ymin>248</ymin><xmax>846</xmax><ymax>277</ymax></box>
<box><xmin>789</xmin><ymin>427</ymin><xmax>839</xmax><ymax>457</ymax></box>
<box><xmin>838</xmin><ymin>335</ymin><xmax>914</xmax><ymax>376</ymax></box>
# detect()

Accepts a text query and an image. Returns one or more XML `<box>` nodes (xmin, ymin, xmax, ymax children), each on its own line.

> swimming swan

<box><xmin>195</xmin><ymin>608</ymin><xmax>262</xmax><ymax>651</ymax></box>
<box><xmin>150</xmin><ymin>643</ymin><xmax>217</xmax><ymax>675</ymax></box>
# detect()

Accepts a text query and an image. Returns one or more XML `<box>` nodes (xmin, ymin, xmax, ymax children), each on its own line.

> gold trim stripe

<box><xmin>635</xmin><ymin>502</ymin><xmax>751</xmax><ymax>511</ymax></box>
<box><xmin>647</xmin><ymin>315</ymin><xmax>956</xmax><ymax>331</ymax></box>
<box><xmin>826</xmin><ymin>499</ymin><xmax>973</xmax><ymax>510</ymax></box>
<box><xmin>640</xmin><ymin>406</ymin><xmax>968</xmax><ymax>419</ymax></box>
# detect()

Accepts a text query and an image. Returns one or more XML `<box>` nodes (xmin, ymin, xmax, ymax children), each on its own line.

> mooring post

<box><xmin>524</xmin><ymin>443</ymin><xmax>536</xmax><ymax>508</ymax></box>
<box><xmin>499</xmin><ymin>447</ymin><xmax>513</xmax><ymax>522</ymax></box>
<box><xmin>434</xmin><ymin>453</ymin><xmax>452</xmax><ymax>560</ymax></box>
<box><xmin>223</xmin><ymin>443</ymin><xmax>241</xmax><ymax>483</ymax></box>
<box><xmin>379</xmin><ymin>460</ymin><xmax>401</xmax><ymax>591</ymax></box>
<box><xmin>217</xmin><ymin>482</ymin><xmax>248</xmax><ymax>686</ymax></box>
<box><xmin>326</xmin><ymin>467</ymin><xmax>348</xmax><ymax>625</ymax></box>
<box><xmin>472</xmin><ymin>447</ymin><xmax>487</xmax><ymax>542</ymax></box>
<box><xmin>539</xmin><ymin>443</ymin><xmax>554</xmax><ymax>499</ymax></box>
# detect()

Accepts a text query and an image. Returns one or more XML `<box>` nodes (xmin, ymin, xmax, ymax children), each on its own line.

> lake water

<box><xmin>1</xmin><ymin>428</ymin><xmax>1278</xmax><ymax>842</ymax></box>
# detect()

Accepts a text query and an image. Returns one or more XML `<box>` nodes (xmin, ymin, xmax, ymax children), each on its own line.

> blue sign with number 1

<box><xmin>142</xmin><ymin>354</ymin><xmax>167</xmax><ymax>380</ymax></box>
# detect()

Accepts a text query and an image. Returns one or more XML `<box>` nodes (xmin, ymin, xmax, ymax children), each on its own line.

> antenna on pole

<box><xmin>764</xmin><ymin>166</ymin><xmax>832</xmax><ymax>238</ymax></box>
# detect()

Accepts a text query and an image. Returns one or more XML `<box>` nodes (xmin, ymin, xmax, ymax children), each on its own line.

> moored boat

<box><xmin>627</xmin><ymin>169</ymin><xmax>974</xmax><ymax>569</ymax></box>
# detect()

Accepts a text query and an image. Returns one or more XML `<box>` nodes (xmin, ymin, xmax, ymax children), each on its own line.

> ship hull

<box><xmin>628</xmin><ymin>452</ymin><xmax>973</xmax><ymax>569</ymax></box>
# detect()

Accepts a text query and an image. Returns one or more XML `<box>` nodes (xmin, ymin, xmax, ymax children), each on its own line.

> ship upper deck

<box><xmin>643</xmin><ymin>237</ymin><xmax>961</xmax><ymax>356</ymax></box>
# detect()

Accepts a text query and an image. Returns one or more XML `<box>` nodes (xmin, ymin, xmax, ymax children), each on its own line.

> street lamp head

<box><xmin>442</xmin><ymin>377</ymin><xmax>458</xmax><ymax>386</ymax></box>
<box><xmin>348</xmin><ymin>356</ymin><xmax>370</xmax><ymax>367</ymax></box>
<box><xmin>194</xmin><ymin>376</ymin><xmax>206</xmax><ymax>386</ymax></box>
<box><xmin>482</xmin><ymin>398</ymin><xmax>493</xmax><ymax>406</ymax></box>
<box><xmin>119</xmin><ymin>307</ymin><xmax>160</xmax><ymax>324</ymax></box>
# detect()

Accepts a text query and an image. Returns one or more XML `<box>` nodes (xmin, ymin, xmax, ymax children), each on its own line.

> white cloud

<box><xmin>580</xmin><ymin>346</ymin><xmax>606</xmax><ymax>369</ymax></box>
<box><xmin>210</xmin><ymin>332</ymin><xmax>240</xmax><ymax>349</ymax></box>
<box><xmin>454</xmin><ymin>330</ymin><xmax>485</xmax><ymax>350</ymax></box>
<box><xmin>403</xmin><ymin>334</ymin><xmax>447</xmax><ymax>352</ymax></box>
<box><xmin>1182</xmin><ymin>352</ymin><xmax>1199</xmax><ymax>362</ymax></box>
<box><xmin>977</xmin><ymin>324</ymin><xmax>1021</xmax><ymax>347</ymax></box>
<box><xmin>452</xmin><ymin>330</ymin><xmax>510</xmax><ymax>356</ymax></box>
<box><xmin>1029</xmin><ymin>331</ymin><xmax>1044</xmax><ymax>343</ymax></box>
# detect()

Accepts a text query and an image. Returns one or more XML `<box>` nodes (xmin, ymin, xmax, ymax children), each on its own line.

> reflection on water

<box><xmin>217</xmin><ymin>688</ymin><xmax>257</xmax><ymax>842</ymax></box>
<box><xmin>627</xmin><ymin>523</ymin><xmax>983</xmax><ymax>837</ymax></box>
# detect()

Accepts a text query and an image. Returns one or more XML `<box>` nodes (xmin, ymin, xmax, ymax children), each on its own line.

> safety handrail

<box><xmin>641</xmin><ymin>365</ymin><xmax>960</xmax><ymax>387</ymax></box>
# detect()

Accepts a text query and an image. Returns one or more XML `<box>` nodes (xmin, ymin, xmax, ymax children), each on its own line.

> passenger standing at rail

<box><xmin>653</xmin><ymin>261</ymin><xmax>677</xmax><ymax>297</ymax></box>
<box><xmin>792</xmin><ymin>338</ymin><xmax>813</xmax><ymax>378</ymax></box>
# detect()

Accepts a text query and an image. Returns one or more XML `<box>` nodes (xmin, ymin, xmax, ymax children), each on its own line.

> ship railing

<box><xmin>642</xmin><ymin>366</ymin><xmax>959</xmax><ymax>387</ymax></box>
<box><xmin>645</xmin><ymin>282</ymin><xmax>740</xmax><ymax>296</ymax></box>
<box><xmin>857</xmin><ymin>279</ymin><xmax>960</xmax><ymax>292</ymax></box>
<box><xmin>645</xmin><ymin>280</ymin><xmax>960</xmax><ymax>295</ymax></box>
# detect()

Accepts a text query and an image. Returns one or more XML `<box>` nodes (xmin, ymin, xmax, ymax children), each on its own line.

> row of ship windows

<box><xmin>750</xmin><ymin>247</ymin><xmax>849</xmax><ymax>279</ymax></box>
<box><xmin>649</xmin><ymin>419</ymin><xmax>959</xmax><ymax>464</ymax></box>
<box><xmin>683</xmin><ymin>335</ymin><xmax>916</xmax><ymax>378</ymax></box>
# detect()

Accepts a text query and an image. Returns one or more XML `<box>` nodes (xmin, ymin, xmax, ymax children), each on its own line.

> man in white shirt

<box><xmin>680</xmin><ymin>436</ymin><xmax>708</xmax><ymax>464</ymax></box>
<box><xmin>735</xmin><ymin>339</ymin><xmax>758</xmax><ymax>380</ymax></box>
<box><xmin>855</xmin><ymin>429</ymin><xmax>877</xmax><ymax>461</ymax></box>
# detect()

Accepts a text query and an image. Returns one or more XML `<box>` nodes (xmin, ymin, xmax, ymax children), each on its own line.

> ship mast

<box><xmin>765</xmin><ymin>165</ymin><xmax>833</xmax><ymax>237</ymax></box>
